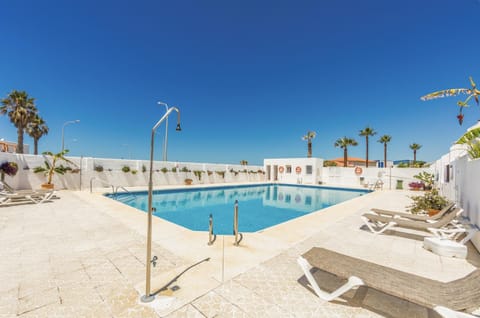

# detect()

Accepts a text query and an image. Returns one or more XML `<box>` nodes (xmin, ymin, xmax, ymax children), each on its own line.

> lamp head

<box><xmin>175</xmin><ymin>108</ymin><xmax>181</xmax><ymax>131</ymax></box>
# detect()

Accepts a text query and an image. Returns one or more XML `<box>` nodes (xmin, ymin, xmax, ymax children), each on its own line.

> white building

<box><xmin>264</xmin><ymin>158</ymin><xmax>324</xmax><ymax>185</ymax></box>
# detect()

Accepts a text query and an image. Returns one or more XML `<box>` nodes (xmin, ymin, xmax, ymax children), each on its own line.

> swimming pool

<box><xmin>108</xmin><ymin>184</ymin><xmax>368</xmax><ymax>234</ymax></box>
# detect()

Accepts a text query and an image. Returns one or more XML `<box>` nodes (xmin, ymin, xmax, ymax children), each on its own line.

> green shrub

<box><xmin>94</xmin><ymin>165</ymin><xmax>104</xmax><ymax>172</ymax></box>
<box><xmin>161</xmin><ymin>167</ymin><xmax>168</xmax><ymax>173</ymax></box>
<box><xmin>193</xmin><ymin>170</ymin><xmax>203</xmax><ymax>180</ymax></box>
<box><xmin>122</xmin><ymin>166</ymin><xmax>130</xmax><ymax>173</ymax></box>
<box><xmin>408</xmin><ymin>189</ymin><xmax>449</xmax><ymax>214</ymax></box>
<box><xmin>323</xmin><ymin>160</ymin><xmax>337</xmax><ymax>167</ymax></box>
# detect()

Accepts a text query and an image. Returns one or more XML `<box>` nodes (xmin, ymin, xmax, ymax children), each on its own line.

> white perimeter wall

<box><xmin>321</xmin><ymin>167</ymin><xmax>427</xmax><ymax>190</ymax></box>
<box><xmin>0</xmin><ymin>153</ymin><xmax>265</xmax><ymax>191</ymax></box>
<box><xmin>431</xmin><ymin>139</ymin><xmax>480</xmax><ymax>250</ymax></box>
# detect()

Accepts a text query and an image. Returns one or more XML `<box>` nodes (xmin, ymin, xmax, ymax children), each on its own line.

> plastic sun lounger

<box><xmin>297</xmin><ymin>247</ymin><xmax>480</xmax><ymax>317</ymax></box>
<box><xmin>0</xmin><ymin>191</ymin><xmax>56</xmax><ymax>206</ymax></box>
<box><xmin>361</xmin><ymin>207</ymin><xmax>463</xmax><ymax>235</ymax></box>
<box><xmin>370</xmin><ymin>202</ymin><xmax>455</xmax><ymax>222</ymax></box>
<box><xmin>1</xmin><ymin>180</ymin><xmax>59</xmax><ymax>198</ymax></box>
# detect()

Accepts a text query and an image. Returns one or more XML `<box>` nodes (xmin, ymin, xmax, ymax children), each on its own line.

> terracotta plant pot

<box><xmin>184</xmin><ymin>179</ymin><xmax>193</xmax><ymax>185</ymax></box>
<box><xmin>428</xmin><ymin>209</ymin><xmax>440</xmax><ymax>217</ymax></box>
<box><xmin>41</xmin><ymin>183</ymin><xmax>54</xmax><ymax>190</ymax></box>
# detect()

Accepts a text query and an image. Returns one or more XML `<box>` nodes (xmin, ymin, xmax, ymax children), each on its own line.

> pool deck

<box><xmin>1</xmin><ymin>183</ymin><xmax>479</xmax><ymax>317</ymax></box>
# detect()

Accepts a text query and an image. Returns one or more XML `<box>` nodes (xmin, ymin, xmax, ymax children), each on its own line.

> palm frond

<box><xmin>456</xmin><ymin>127</ymin><xmax>480</xmax><ymax>144</ymax></box>
<box><xmin>420</xmin><ymin>88</ymin><xmax>472</xmax><ymax>101</ymax></box>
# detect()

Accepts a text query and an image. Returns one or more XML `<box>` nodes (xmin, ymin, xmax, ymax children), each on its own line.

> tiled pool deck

<box><xmin>1</xmin><ymin>186</ymin><xmax>479</xmax><ymax>317</ymax></box>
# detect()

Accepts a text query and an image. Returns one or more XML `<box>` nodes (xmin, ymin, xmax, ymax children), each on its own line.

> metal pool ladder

<box><xmin>233</xmin><ymin>200</ymin><xmax>243</xmax><ymax>246</ymax></box>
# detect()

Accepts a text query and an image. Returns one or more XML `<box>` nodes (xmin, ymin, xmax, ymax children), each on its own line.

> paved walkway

<box><xmin>0</xmin><ymin>188</ymin><xmax>478</xmax><ymax>317</ymax></box>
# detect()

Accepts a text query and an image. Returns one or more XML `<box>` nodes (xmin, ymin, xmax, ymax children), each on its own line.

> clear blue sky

<box><xmin>1</xmin><ymin>0</ymin><xmax>479</xmax><ymax>165</ymax></box>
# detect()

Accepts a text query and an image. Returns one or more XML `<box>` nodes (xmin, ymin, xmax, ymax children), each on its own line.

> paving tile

<box><xmin>192</xmin><ymin>291</ymin><xmax>247</xmax><ymax>318</ymax></box>
<box><xmin>117</xmin><ymin>304</ymin><xmax>159</xmax><ymax>318</ymax></box>
<box><xmin>214</xmin><ymin>281</ymin><xmax>288</xmax><ymax>317</ymax></box>
<box><xmin>0</xmin><ymin>288</ymin><xmax>17</xmax><ymax>317</ymax></box>
<box><xmin>54</xmin><ymin>268</ymin><xmax>90</xmax><ymax>287</ymax></box>
<box><xmin>17</xmin><ymin>287</ymin><xmax>60</xmax><ymax>316</ymax></box>
<box><xmin>18</xmin><ymin>302</ymin><xmax>112</xmax><ymax>318</ymax></box>
<box><xmin>18</xmin><ymin>274</ymin><xmax>57</xmax><ymax>299</ymax></box>
<box><xmin>58</xmin><ymin>282</ymin><xmax>103</xmax><ymax>306</ymax></box>
<box><xmin>99</xmin><ymin>283</ymin><xmax>140</xmax><ymax>316</ymax></box>
<box><xmin>84</xmin><ymin>260</ymin><xmax>124</xmax><ymax>286</ymax></box>
<box><xmin>164</xmin><ymin>304</ymin><xmax>205</xmax><ymax>318</ymax></box>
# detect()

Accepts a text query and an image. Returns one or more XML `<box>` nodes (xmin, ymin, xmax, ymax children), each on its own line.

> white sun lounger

<box><xmin>361</xmin><ymin>208</ymin><xmax>463</xmax><ymax>235</ymax></box>
<box><xmin>0</xmin><ymin>190</ymin><xmax>56</xmax><ymax>205</ymax></box>
<box><xmin>298</xmin><ymin>247</ymin><xmax>480</xmax><ymax>317</ymax></box>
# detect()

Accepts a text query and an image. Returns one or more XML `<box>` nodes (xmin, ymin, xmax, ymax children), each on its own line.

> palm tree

<box><xmin>377</xmin><ymin>135</ymin><xmax>391</xmax><ymax>168</ymax></box>
<box><xmin>0</xmin><ymin>90</ymin><xmax>38</xmax><ymax>153</ymax></box>
<box><xmin>409</xmin><ymin>143</ymin><xmax>422</xmax><ymax>166</ymax></box>
<box><xmin>302</xmin><ymin>131</ymin><xmax>316</xmax><ymax>158</ymax></box>
<box><xmin>334</xmin><ymin>137</ymin><xmax>358</xmax><ymax>167</ymax></box>
<box><xmin>359</xmin><ymin>126</ymin><xmax>376</xmax><ymax>168</ymax></box>
<box><xmin>33</xmin><ymin>149</ymin><xmax>75</xmax><ymax>186</ymax></box>
<box><xmin>26</xmin><ymin>114</ymin><xmax>49</xmax><ymax>155</ymax></box>
<box><xmin>421</xmin><ymin>76</ymin><xmax>480</xmax><ymax>125</ymax></box>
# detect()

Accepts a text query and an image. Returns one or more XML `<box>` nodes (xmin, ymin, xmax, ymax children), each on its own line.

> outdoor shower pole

<box><xmin>157</xmin><ymin>101</ymin><xmax>169</xmax><ymax>161</ymax></box>
<box><xmin>141</xmin><ymin>106</ymin><xmax>181</xmax><ymax>303</ymax></box>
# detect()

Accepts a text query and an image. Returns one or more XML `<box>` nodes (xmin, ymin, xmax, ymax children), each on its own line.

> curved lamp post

<box><xmin>61</xmin><ymin>120</ymin><xmax>80</xmax><ymax>151</ymax></box>
<box><xmin>141</xmin><ymin>106</ymin><xmax>181</xmax><ymax>303</ymax></box>
<box><xmin>157</xmin><ymin>101</ymin><xmax>170</xmax><ymax>161</ymax></box>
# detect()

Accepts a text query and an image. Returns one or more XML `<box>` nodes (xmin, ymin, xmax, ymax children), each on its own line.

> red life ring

<box><xmin>295</xmin><ymin>166</ymin><xmax>302</xmax><ymax>174</ymax></box>
<box><xmin>278</xmin><ymin>166</ymin><xmax>285</xmax><ymax>173</ymax></box>
<box><xmin>354</xmin><ymin>166</ymin><xmax>363</xmax><ymax>175</ymax></box>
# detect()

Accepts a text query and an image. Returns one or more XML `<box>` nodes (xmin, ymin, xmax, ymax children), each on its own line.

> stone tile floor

<box><xmin>0</xmin><ymin>189</ymin><xmax>478</xmax><ymax>317</ymax></box>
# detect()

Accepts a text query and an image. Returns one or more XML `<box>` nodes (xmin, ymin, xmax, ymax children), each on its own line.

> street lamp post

<box><xmin>141</xmin><ymin>105</ymin><xmax>181</xmax><ymax>303</ymax></box>
<box><xmin>157</xmin><ymin>101</ymin><xmax>169</xmax><ymax>161</ymax></box>
<box><xmin>61</xmin><ymin>120</ymin><xmax>80</xmax><ymax>152</ymax></box>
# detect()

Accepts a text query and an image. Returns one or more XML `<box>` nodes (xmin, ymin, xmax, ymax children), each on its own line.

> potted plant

<box><xmin>184</xmin><ymin>178</ymin><xmax>193</xmax><ymax>185</ymax></box>
<box><xmin>413</xmin><ymin>171</ymin><xmax>434</xmax><ymax>190</ymax></box>
<box><xmin>94</xmin><ymin>165</ymin><xmax>104</xmax><ymax>172</ymax></box>
<box><xmin>193</xmin><ymin>170</ymin><xmax>203</xmax><ymax>181</ymax></box>
<box><xmin>408</xmin><ymin>189</ymin><xmax>449</xmax><ymax>215</ymax></box>
<box><xmin>33</xmin><ymin>150</ymin><xmax>76</xmax><ymax>189</ymax></box>
<box><xmin>408</xmin><ymin>181</ymin><xmax>424</xmax><ymax>191</ymax></box>
<box><xmin>0</xmin><ymin>161</ymin><xmax>19</xmax><ymax>183</ymax></box>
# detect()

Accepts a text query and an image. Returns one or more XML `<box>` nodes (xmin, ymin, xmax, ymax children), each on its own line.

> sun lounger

<box><xmin>361</xmin><ymin>207</ymin><xmax>463</xmax><ymax>235</ymax></box>
<box><xmin>423</xmin><ymin>228</ymin><xmax>478</xmax><ymax>259</ymax></box>
<box><xmin>0</xmin><ymin>181</ymin><xmax>59</xmax><ymax>199</ymax></box>
<box><xmin>297</xmin><ymin>247</ymin><xmax>480</xmax><ymax>316</ymax></box>
<box><xmin>0</xmin><ymin>190</ymin><xmax>56</xmax><ymax>206</ymax></box>
<box><xmin>370</xmin><ymin>202</ymin><xmax>455</xmax><ymax>221</ymax></box>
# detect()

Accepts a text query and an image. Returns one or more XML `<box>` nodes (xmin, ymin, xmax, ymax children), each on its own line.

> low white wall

<box><xmin>0</xmin><ymin>153</ymin><xmax>265</xmax><ymax>191</ymax></box>
<box><xmin>321</xmin><ymin>167</ymin><xmax>428</xmax><ymax>190</ymax></box>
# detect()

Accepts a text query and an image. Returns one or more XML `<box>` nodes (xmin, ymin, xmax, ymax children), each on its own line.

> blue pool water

<box><xmin>107</xmin><ymin>184</ymin><xmax>368</xmax><ymax>234</ymax></box>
